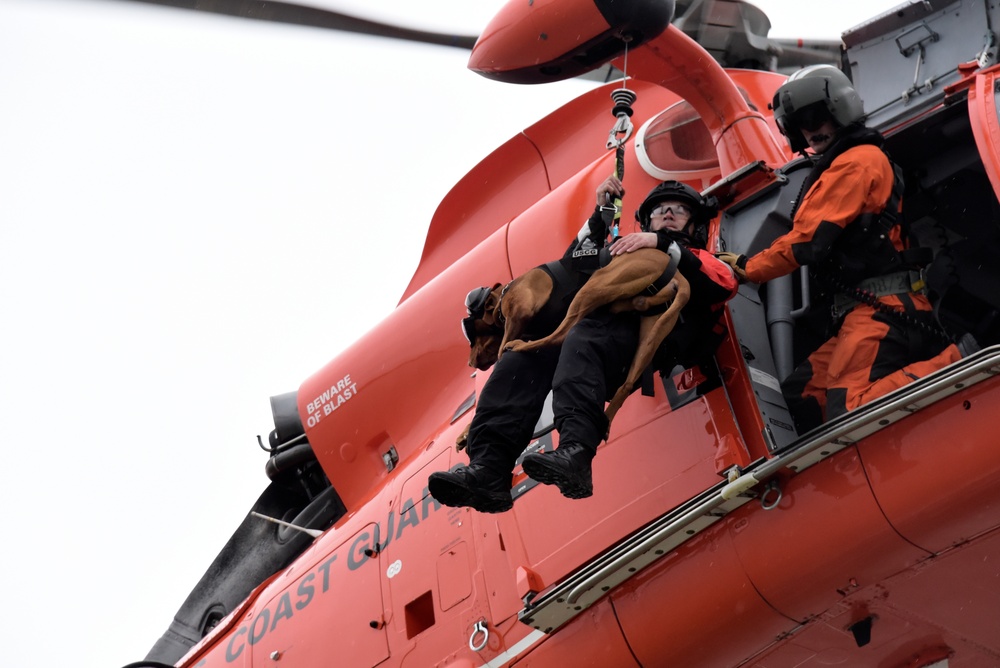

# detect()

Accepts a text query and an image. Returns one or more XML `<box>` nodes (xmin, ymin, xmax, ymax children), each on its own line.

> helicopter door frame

<box><xmin>717</xmin><ymin>161</ymin><xmax>818</xmax><ymax>452</ymax></box>
<box><xmin>967</xmin><ymin>65</ymin><xmax>1000</xmax><ymax>198</ymax></box>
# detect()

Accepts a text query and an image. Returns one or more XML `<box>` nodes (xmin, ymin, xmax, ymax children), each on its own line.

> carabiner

<box><xmin>607</xmin><ymin>113</ymin><xmax>634</xmax><ymax>149</ymax></box>
<box><xmin>606</xmin><ymin>87</ymin><xmax>637</xmax><ymax>149</ymax></box>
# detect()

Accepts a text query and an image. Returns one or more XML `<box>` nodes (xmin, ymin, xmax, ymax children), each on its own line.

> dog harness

<box><xmin>506</xmin><ymin>257</ymin><xmax>605</xmax><ymax>341</ymax></box>
<box><xmin>622</xmin><ymin>241</ymin><xmax>684</xmax><ymax>318</ymax></box>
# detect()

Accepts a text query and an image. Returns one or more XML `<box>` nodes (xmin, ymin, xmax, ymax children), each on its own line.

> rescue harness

<box><xmin>795</xmin><ymin>126</ymin><xmax>954</xmax><ymax>344</ymax></box>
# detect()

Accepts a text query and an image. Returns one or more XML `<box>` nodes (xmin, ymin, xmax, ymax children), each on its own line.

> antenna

<box><xmin>250</xmin><ymin>511</ymin><xmax>323</xmax><ymax>538</ymax></box>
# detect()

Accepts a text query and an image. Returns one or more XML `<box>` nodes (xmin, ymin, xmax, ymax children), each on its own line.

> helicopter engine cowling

<box><xmin>469</xmin><ymin>0</ymin><xmax>675</xmax><ymax>83</ymax></box>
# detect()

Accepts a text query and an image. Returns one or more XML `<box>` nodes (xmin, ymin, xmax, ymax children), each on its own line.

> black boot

<box><xmin>957</xmin><ymin>332</ymin><xmax>981</xmax><ymax>358</ymax></box>
<box><xmin>428</xmin><ymin>464</ymin><xmax>513</xmax><ymax>513</ymax></box>
<box><xmin>521</xmin><ymin>444</ymin><xmax>594</xmax><ymax>499</ymax></box>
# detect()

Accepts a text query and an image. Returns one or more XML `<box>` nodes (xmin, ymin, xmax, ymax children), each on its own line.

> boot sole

<box><xmin>428</xmin><ymin>474</ymin><xmax>513</xmax><ymax>513</ymax></box>
<box><xmin>522</xmin><ymin>456</ymin><xmax>593</xmax><ymax>499</ymax></box>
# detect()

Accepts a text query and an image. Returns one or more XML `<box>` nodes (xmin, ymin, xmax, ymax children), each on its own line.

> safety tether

<box><xmin>603</xmin><ymin>40</ymin><xmax>636</xmax><ymax>245</ymax></box>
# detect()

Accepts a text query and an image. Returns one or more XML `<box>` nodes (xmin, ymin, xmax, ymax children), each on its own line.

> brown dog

<box><xmin>465</xmin><ymin>247</ymin><xmax>689</xmax><ymax>436</ymax></box>
<box><xmin>465</xmin><ymin>265</ymin><xmax>559</xmax><ymax>372</ymax></box>
<box><xmin>504</xmin><ymin>247</ymin><xmax>689</xmax><ymax>427</ymax></box>
<box><xmin>458</xmin><ymin>266</ymin><xmax>560</xmax><ymax>451</ymax></box>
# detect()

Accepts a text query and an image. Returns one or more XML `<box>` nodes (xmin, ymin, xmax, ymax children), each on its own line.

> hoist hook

<box><xmin>603</xmin><ymin>87</ymin><xmax>637</xmax><ymax>242</ymax></box>
<box><xmin>606</xmin><ymin>88</ymin><xmax>637</xmax><ymax>149</ymax></box>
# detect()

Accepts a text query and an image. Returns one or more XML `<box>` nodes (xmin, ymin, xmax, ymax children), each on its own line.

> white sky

<box><xmin>0</xmin><ymin>1</ymin><xmax>905</xmax><ymax>666</ymax></box>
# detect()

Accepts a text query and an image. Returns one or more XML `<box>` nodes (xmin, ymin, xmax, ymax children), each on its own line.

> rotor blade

<box><xmin>110</xmin><ymin>0</ymin><xmax>840</xmax><ymax>81</ymax></box>
<box><xmin>115</xmin><ymin>0</ymin><xmax>478</xmax><ymax>49</ymax></box>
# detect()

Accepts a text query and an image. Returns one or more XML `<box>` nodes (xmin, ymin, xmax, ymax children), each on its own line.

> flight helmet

<box><xmin>771</xmin><ymin>64</ymin><xmax>865</xmax><ymax>153</ymax></box>
<box><xmin>635</xmin><ymin>181</ymin><xmax>716</xmax><ymax>246</ymax></box>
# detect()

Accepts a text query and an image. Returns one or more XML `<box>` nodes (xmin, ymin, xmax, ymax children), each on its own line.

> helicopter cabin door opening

<box><xmin>717</xmin><ymin>0</ymin><xmax>1000</xmax><ymax>452</ymax></box>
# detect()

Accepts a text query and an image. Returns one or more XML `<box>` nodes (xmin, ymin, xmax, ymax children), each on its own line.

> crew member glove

<box><xmin>715</xmin><ymin>252</ymin><xmax>749</xmax><ymax>283</ymax></box>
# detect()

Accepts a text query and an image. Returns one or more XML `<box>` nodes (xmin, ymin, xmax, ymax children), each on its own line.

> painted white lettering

<box><xmin>306</xmin><ymin>376</ymin><xmax>358</xmax><ymax>427</ymax></box>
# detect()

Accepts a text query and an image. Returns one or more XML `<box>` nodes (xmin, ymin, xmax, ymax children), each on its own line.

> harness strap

<box><xmin>642</xmin><ymin>241</ymin><xmax>682</xmax><ymax>297</ymax></box>
<box><xmin>852</xmin><ymin>160</ymin><xmax>905</xmax><ymax>242</ymax></box>
<box><xmin>601</xmin><ymin>144</ymin><xmax>626</xmax><ymax>242</ymax></box>
<box><xmin>832</xmin><ymin>269</ymin><xmax>926</xmax><ymax>319</ymax></box>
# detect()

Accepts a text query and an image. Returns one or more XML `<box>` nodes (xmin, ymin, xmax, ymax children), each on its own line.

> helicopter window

<box><xmin>635</xmin><ymin>100</ymin><xmax>719</xmax><ymax>181</ymax></box>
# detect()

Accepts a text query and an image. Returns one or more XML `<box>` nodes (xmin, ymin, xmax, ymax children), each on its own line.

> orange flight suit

<box><xmin>745</xmin><ymin>142</ymin><xmax>960</xmax><ymax>425</ymax></box>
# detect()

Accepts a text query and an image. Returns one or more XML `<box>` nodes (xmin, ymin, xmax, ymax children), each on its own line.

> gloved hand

<box><xmin>715</xmin><ymin>252</ymin><xmax>749</xmax><ymax>283</ymax></box>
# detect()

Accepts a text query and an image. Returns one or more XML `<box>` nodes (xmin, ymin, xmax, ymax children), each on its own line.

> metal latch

<box><xmin>382</xmin><ymin>445</ymin><xmax>399</xmax><ymax>472</ymax></box>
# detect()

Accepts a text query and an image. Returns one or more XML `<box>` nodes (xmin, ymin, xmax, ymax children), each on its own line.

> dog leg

<box><xmin>497</xmin><ymin>269</ymin><xmax>554</xmax><ymax>357</ymax></box>
<box><xmin>613</xmin><ymin>274</ymin><xmax>680</xmax><ymax>313</ymax></box>
<box><xmin>605</xmin><ymin>273</ymin><xmax>692</xmax><ymax>430</ymax></box>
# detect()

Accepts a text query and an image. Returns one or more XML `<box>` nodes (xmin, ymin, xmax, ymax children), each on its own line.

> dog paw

<box><xmin>503</xmin><ymin>339</ymin><xmax>528</xmax><ymax>353</ymax></box>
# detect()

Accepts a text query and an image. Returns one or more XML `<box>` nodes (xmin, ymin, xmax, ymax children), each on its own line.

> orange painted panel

<box><xmin>247</xmin><ymin>524</ymin><xmax>388</xmax><ymax>667</ymax></box>
<box><xmin>751</xmin><ymin>527</ymin><xmax>1000</xmax><ymax>665</ymax></box>
<box><xmin>729</xmin><ymin>451</ymin><xmax>929</xmax><ymax>622</ymax></box>
<box><xmin>879</xmin><ymin>527</ymin><xmax>1000</xmax><ymax>657</ymax></box>
<box><xmin>612</xmin><ymin>520</ymin><xmax>796</xmax><ymax>667</ymax></box>
<box><xmin>301</xmin><ymin>227</ymin><xmax>512</xmax><ymax>513</ymax></box>
<box><xmin>859</xmin><ymin>377</ymin><xmax>1000</xmax><ymax>552</ymax></box>
<box><xmin>501</xmin><ymin>388</ymin><xmax>736</xmax><ymax>589</ymax></box>
<box><xmin>511</xmin><ymin>600</ymin><xmax>639</xmax><ymax>668</ymax></box>
<box><xmin>403</xmin><ymin>134</ymin><xmax>549</xmax><ymax>301</ymax></box>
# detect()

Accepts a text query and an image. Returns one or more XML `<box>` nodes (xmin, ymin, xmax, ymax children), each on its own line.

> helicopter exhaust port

<box><xmin>257</xmin><ymin>391</ymin><xmax>316</xmax><ymax>480</ymax></box>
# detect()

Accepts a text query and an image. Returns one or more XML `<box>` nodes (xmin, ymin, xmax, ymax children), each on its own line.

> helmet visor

<box><xmin>789</xmin><ymin>103</ymin><xmax>834</xmax><ymax>133</ymax></box>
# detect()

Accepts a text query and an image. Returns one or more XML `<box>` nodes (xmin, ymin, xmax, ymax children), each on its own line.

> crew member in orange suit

<box><xmin>718</xmin><ymin>65</ymin><xmax>975</xmax><ymax>430</ymax></box>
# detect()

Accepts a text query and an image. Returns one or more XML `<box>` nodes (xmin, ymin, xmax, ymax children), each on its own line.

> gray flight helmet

<box><xmin>771</xmin><ymin>65</ymin><xmax>865</xmax><ymax>153</ymax></box>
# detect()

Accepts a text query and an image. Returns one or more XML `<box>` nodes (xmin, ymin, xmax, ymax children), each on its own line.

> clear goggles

<box><xmin>650</xmin><ymin>203</ymin><xmax>693</xmax><ymax>218</ymax></box>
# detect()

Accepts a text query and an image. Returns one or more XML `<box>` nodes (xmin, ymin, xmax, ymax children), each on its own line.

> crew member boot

<box><xmin>428</xmin><ymin>464</ymin><xmax>513</xmax><ymax>513</ymax></box>
<box><xmin>521</xmin><ymin>444</ymin><xmax>594</xmax><ymax>499</ymax></box>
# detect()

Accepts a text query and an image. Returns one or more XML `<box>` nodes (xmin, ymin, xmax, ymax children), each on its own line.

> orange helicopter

<box><xmin>125</xmin><ymin>1</ymin><xmax>1000</xmax><ymax>667</ymax></box>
